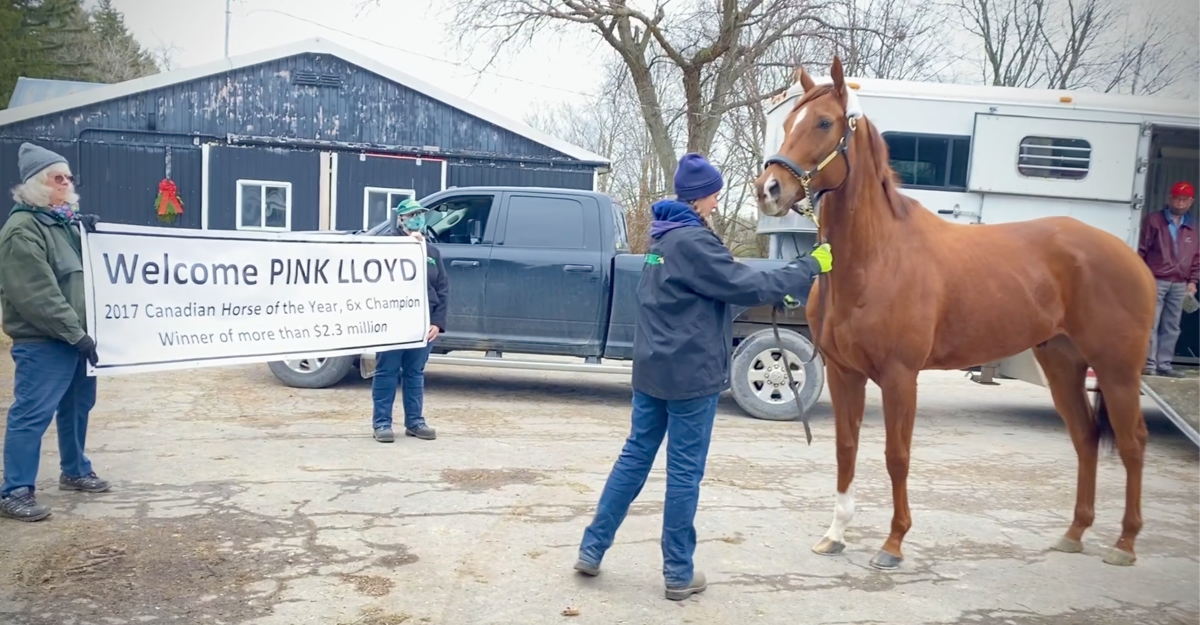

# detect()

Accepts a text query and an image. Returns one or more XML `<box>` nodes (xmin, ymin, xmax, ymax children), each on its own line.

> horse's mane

<box><xmin>793</xmin><ymin>84</ymin><xmax>909</xmax><ymax>220</ymax></box>
<box><xmin>859</xmin><ymin>117</ymin><xmax>909</xmax><ymax>220</ymax></box>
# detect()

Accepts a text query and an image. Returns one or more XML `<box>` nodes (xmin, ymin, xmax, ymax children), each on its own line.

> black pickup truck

<box><xmin>268</xmin><ymin>186</ymin><xmax>823</xmax><ymax>420</ymax></box>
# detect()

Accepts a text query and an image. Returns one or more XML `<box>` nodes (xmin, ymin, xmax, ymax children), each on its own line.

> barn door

<box><xmin>968</xmin><ymin>114</ymin><xmax>1141</xmax><ymax>202</ymax></box>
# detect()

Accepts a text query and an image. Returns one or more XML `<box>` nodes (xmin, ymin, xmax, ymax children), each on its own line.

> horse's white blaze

<box><xmin>823</xmin><ymin>488</ymin><xmax>856</xmax><ymax>543</ymax></box>
<box><xmin>787</xmin><ymin>105</ymin><xmax>809</xmax><ymax>134</ymax></box>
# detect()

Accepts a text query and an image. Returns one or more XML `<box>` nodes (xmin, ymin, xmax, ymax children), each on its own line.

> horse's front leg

<box><xmin>812</xmin><ymin>360</ymin><xmax>867</xmax><ymax>555</ymax></box>
<box><xmin>871</xmin><ymin>368</ymin><xmax>918</xmax><ymax>570</ymax></box>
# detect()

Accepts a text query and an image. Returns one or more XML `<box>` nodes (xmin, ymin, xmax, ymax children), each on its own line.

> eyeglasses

<box><xmin>52</xmin><ymin>174</ymin><xmax>75</xmax><ymax>185</ymax></box>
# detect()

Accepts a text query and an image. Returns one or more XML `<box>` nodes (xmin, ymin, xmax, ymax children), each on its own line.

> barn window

<box><xmin>883</xmin><ymin>132</ymin><xmax>971</xmax><ymax>190</ymax></box>
<box><xmin>363</xmin><ymin>187</ymin><xmax>415</xmax><ymax>230</ymax></box>
<box><xmin>1018</xmin><ymin>136</ymin><xmax>1091</xmax><ymax>180</ymax></box>
<box><xmin>236</xmin><ymin>180</ymin><xmax>291</xmax><ymax>231</ymax></box>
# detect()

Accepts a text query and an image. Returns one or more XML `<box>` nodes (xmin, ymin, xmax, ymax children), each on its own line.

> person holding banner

<box><xmin>0</xmin><ymin>143</ymin><xmax>107</xmax><ymax>523</ymax></box>
<box><xmin>371</xmin><ymin>199</ymin><xmax>448</xmax><ymax>443</ymax></box>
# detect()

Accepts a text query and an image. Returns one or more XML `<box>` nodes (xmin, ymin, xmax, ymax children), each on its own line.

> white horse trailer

<box><xmin>758</xmin><ymin>77</ymin><xmax>1200</xmax><ymax>440</ymax></box>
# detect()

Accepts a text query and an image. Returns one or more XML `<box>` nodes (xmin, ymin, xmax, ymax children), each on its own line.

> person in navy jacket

<box><xmin>574</xmin><ymin>153</ymin><xmax>832</xmax><ymax>600</ymax></box>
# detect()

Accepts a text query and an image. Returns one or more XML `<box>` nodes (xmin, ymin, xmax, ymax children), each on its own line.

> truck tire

<box><xmin>268</xmin><ymin>356</ymin><xmax>356</xmax><ymax>388</ymax></box>
<box><xmin>730</xmin><ymin>328</ymin><xmax>824</xmax><ymax>421</ymax></box>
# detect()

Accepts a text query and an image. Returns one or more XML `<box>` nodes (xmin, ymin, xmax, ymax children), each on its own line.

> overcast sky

<box><xmin>109</xmin><ymin>0</ymin><xmax>608</xmax><ymax>122</ymax></box>
<box><xmin>109</xmin><ymin>0</ymin><xmax>1198</xmax><ymax>126</ymax></box>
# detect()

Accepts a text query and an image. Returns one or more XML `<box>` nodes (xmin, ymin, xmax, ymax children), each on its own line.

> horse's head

<box><xmin>755</xmin><ymin>57</ymin><xmax>862</xmax><ymax>218</ymax></box>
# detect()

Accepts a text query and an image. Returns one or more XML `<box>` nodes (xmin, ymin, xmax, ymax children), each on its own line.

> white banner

<box><xmin>81</xmin><ymin>223</ymin><xmax>428</xmax><ymax>376</ymax></box>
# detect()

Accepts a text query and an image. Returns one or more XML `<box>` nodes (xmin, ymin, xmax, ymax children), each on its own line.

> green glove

<box><xmin>811</xmin><ymin>243</ymin><xmax>832</xmax><ymax>273</ymax></box>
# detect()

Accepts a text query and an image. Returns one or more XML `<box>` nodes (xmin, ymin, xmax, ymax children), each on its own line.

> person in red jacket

<box><xmin>1139</xmin><ymin>181</ymin><xmax>1199</xmax><ymax>377</ymax></box>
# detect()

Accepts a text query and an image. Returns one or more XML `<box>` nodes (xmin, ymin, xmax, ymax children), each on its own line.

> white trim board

<box><xmin>0</xmin><ymin>38</ymin><xmax>610</xmax><ymax>165</ymax></box>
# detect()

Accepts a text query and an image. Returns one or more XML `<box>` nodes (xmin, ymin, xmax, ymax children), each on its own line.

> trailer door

<box><xmin>968</xmin><ymin>114</ymin><xmax>1142</xmax><ymax>239</ymax></box>
<box><xmin>969</xmin><ymin>114</ymin><xmax>1141</xmax><ymax>201</ymax></box>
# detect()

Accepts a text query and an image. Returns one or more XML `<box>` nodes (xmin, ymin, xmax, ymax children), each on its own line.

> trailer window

<box><xmin>882</xmin><ymin>132</ymin><xmax>970</xmax><ymax>191</ymax></box>
<box><xmin>1018</xmin><ymin>136</ymin><xmax>1090</xmax><ymax>180</ymax></box>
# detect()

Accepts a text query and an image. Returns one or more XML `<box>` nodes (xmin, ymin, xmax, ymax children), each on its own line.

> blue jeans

<box><xmin>371</xmin><ymin>346</ymin><xmax>431</xmax><ymax>430</ymax></box>
<box><xmin>1148</xmin><ymin>279</ymin><xmax>1187</xmax><ymax>372</ymax></box>
<box><xmin>3</xmin><ymin>341</ymin><xmax>97</xmax><ymax>497</ymax></box>
<box><xmin>579</xmin><ymin>390</ymin><xmax>719</xmax><ymax>586</ymax></box>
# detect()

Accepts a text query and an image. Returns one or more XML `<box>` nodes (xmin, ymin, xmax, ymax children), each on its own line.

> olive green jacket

<box><xmin>0</xmin><ymin>204</ymin><xmax>87</xmax><ymax>344</ymax></box>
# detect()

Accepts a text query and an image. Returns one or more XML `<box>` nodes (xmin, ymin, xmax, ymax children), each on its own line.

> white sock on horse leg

<box><xmin>823</xmin><ymin>488</ymin><xmax>856</xmax><ymax>544</ymax></box>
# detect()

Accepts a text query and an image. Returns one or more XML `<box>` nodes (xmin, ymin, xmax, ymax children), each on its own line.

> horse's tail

<box><xmin>1093</xmin><ymin>390</ymin><xmax>1116</xmax><ymax>450</ymax></box>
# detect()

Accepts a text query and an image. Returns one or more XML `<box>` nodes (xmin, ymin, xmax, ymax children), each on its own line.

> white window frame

<box><xmin>236</xmin><ymin>179</ymin><xmax>292</xmax><ymax>231</ymax></box>
<box><xmin>362</xmin><ymin>186</ymin><xmax>415</xmax><ymax>230</ymax></box>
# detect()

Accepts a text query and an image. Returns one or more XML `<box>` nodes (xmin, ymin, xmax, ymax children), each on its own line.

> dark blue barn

<box><xmin>0</xmin><ymin>38</ymin><xmax>608</xmax><ymax>231</ymax></box>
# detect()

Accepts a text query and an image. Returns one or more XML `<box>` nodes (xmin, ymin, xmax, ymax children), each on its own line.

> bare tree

<box><xmin>1102</xmin><ymin>14</ymin><xmax>1198</xmax><ymax>96</ymax></box>
<box><xmin>525</xmin><ymin>58</ymin><xmax>678</xmax><ymax>252</ymax></box>
<box><xmin>950</xmin><ymin>0</ymin><xmax>1049</xmax><ymax>87</ymax></box>
<box><xmin>1038</xmin><ymin>0</ymin><xmax>1117</xmax><ymax>89</ymax></box>
<box><xmin>449</xmin><ymin>0</ymin><xmax>859</xmax><ymax>193</ymax></box>
<box><xmin>832</xmin><ymin>0</ymin><xmax>959</xmax><ymax>80</ymax></box>
<box><xmin>949</xmin><ymin>0</ymin><xmax>1197</xmax><ymax>95</ymax></box>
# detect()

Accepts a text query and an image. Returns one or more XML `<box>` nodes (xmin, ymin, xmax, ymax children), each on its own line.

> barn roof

<box><xmin>7</xmin><ymin>77</ymin><xmax>104</xmax><ymax>108</ymax></box>
<box><xmin>0</xmin><ymin>38</ymin><xmax>609</xmax><ymax>165</ymax></box>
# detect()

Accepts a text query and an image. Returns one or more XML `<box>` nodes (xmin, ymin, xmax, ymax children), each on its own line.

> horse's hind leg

<box><xmin>1033</xmin><ymin>336</ymin><xmax>1096</xmax><ymax>553</ymax></box>
<box><xmin>812</xmin><ymin>360</ymin><xmax>867</xmax><ymax>556</ymax></box>
<box><xmin>1090</xmin><ymin>365</ymin><xmax>1147</xmax><ymax>566</ymax></box>
<box><xmin>870</xmin><ymin>367</ymin><xmax>919</xmax><ymax>570</ymax></box>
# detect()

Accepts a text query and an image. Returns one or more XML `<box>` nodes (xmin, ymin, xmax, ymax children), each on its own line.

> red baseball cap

<box><xmin>1171</xmin><ymin>181</ymin><xmax>1195</xmax><ymax>198</ymax></box>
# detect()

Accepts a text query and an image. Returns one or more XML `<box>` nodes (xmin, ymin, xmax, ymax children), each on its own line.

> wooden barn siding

<box><xmin>0</xmin><ymin>54</ymin><xmax>574</xmax><ymax>162</ymax></box>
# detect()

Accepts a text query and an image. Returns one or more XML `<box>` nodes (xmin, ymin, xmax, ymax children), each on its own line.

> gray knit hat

<box><xmin>18</xmin><ymin>142</ymin><xmax>68</xmax><ymax>183</ymax></box>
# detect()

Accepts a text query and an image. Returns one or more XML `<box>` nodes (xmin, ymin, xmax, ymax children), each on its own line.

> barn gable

<box><xmin>0</xmin><ymin>38</ymin><xmax>606</xmax><ymax>165</ymax></box>
<box><xmin>0</xmin><ymin>39</ymin><xmax>605</xmax><ymax>232</ymax></box>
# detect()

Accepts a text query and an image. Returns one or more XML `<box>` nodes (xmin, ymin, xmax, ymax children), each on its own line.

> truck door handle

<box><xmin>450</xmin><ymin>260</ymin><xmax>480</xmax><ymax>268</ymax></box>
<box><xmin>563</xmin><ymin>264</ymin><xmax>595</xmax><ymax>273</ymax></box>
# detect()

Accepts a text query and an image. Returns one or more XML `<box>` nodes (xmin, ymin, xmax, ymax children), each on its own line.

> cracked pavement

<box><xmin>0</xmin><ymin>352</ymin><xmax>1196</xmax><ymax>625</ymax></box>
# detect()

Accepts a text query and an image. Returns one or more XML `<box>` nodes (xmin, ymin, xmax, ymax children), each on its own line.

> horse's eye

<box><xmin>818</xmin><ymin>118</ymin><xmax>834</xmax><ymax>130</ymax></box>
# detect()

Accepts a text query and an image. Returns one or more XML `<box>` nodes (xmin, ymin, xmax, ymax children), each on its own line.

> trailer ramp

<box><xmin>1141</xmin><ymin>374</ymin><xmax>1200</xmax><ymax>447</ymax></box>
<box><xmin>991</xmin><ymin>350</ymin><xmax>1199</xmax><ymax>447</ymax></box>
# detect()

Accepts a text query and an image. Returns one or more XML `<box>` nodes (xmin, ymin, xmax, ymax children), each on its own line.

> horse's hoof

<box><xmin>812</xmin><ymin>537</ymin><xmax>846</xmax><ymax>556</ymax></box>
<box><xmin>1050</xmin><ymin>536</ymin><xmax>1084</xmax><ymax>553</ymax></box>
<box><xmin>1103</xmin><ymin>548</ymin><xmax>1137</xmax><ymax>566</ymax></box>
<box><xmin>869</xmin><ymin>550</ymin><xmax>902</xmax><ymax>570</ymax></box>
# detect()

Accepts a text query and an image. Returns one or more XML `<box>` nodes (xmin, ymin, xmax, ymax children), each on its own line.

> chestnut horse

<box><xmin>754</xmin><ymin>58</ymin><xmax>1156</xmax><ymax>569</ymax></box>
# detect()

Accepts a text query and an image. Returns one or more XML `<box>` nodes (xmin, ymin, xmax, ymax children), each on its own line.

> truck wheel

<box><xmin>730</xmin><ymin>328</ymin><xmax>824</xmax><ymax>421</ymax></box>
<box><xmin>268</xmin><ymin>356</ymin><xmax>355</xmax><ymax>388</ymax></box>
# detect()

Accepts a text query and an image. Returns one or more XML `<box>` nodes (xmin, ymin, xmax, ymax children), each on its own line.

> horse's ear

<box><xmin>796</xmin><ymin>66</ymin><xmax>816</xmax><ymax>92</ymax></box>
<box><xmin>831</xmin><ymin>57</ymin><xmax>845</xmax><ymax>95</ymax></box>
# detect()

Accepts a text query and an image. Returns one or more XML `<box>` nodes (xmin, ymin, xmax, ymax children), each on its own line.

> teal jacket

<box><xmin>0</xmin><ymin>204</ymin><xmax>87</xmax><ymax>344</ymax></box>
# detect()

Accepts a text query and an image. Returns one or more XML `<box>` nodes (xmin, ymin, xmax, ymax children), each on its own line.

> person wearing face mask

<box><xmin>370</xmin><ymin>199</ymin><xmax>448</xmax><ymax>443</ymax></box>
<box><xmin>0</xmin><ymin>143</ymin><xmax>107</xmax><ymax>522</ymax></box>
<box><xmin>574</xmin><ymin>153</ymin><xmax>832</xmax><ymax>600</ymax></box>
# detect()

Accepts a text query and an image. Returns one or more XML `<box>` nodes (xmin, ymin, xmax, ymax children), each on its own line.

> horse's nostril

<box><xmin>766</xmin><ymin>178</ymin><xmax>781</xmax><ymax>199</ymax></box>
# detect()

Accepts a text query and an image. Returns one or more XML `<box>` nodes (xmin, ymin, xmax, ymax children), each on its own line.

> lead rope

<box><xmin>768</xmin><ymin>124</ymin><xmax>849</xmax><ymax>443</ymax></box>
<box><xmin>770</xmin><ymin>180</ymin><xmax>821</xmax><ymax>445</ymax></box>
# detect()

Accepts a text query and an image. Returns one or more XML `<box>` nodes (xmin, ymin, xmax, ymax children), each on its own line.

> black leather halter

<box><xmin>763</xmin><ymin>116</ymin><xmax>858</xmax><ymax>223</ymax></box>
